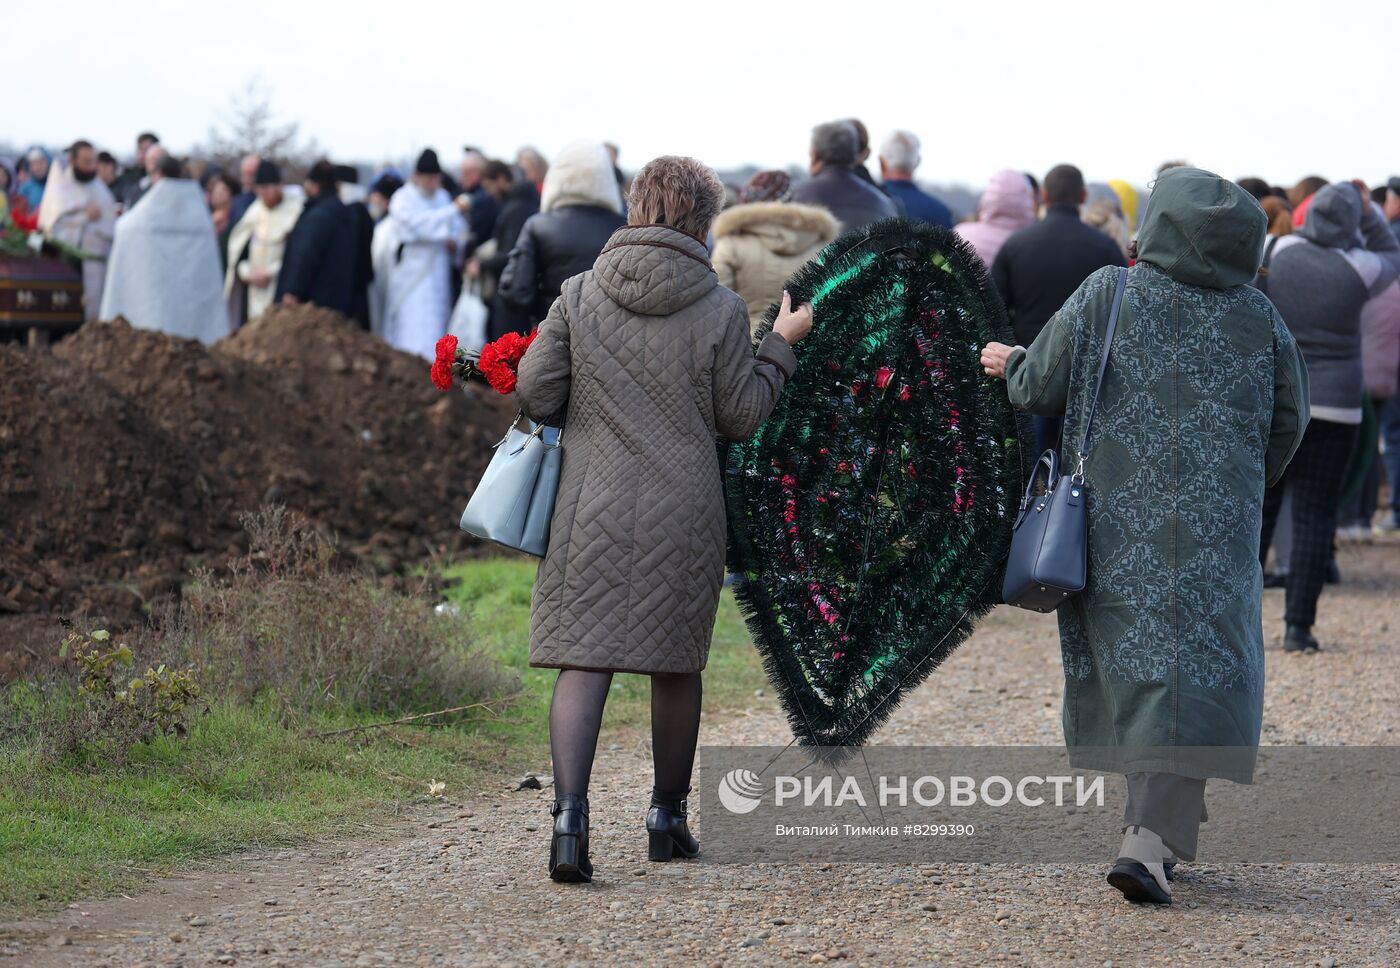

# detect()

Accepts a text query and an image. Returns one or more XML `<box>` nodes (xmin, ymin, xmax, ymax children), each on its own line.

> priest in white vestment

<box><xmin>225</xmin><ymin>160</ymin><xmax>304</xmax><ymax>326</ymax></box>
<box><xmin>383</xmin><ymin>149</ymin><xmax>466</xmax><ymax>359</ymax></box>
<box><xmin>37</xmin><ymin>140</ymin><xmax>117</xmax><ymax>322</ymax></box>
<box><xmin>366</xmin><ymin>172</ymin><xmax>404</xmax><ymax>337</ymax></box>
<box><xmin>99</xmin><ymin>178</ymin><xmax>228</xmax><ymax>344</ymax></box>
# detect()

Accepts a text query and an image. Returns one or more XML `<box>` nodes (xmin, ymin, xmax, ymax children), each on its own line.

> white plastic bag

<box><xmin>448</xmin><ymin>279</ymin><xmax>489</xmax><ymax>353</ymax></box>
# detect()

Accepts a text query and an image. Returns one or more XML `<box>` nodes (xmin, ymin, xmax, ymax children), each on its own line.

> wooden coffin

<box><xmin>0</xmin><ymin>254</ymin><xmax>82</xmax><ymax>346</ymax></box>
<box><xmin>0</xmin><ymin>255</ymin><xmax>84</xmax><ymax>329</ymax></box>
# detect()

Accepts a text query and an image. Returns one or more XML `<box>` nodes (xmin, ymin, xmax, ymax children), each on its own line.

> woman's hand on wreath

<box><xmin>773</xmin><ymin>291</ymin><xmax>813</xmax><ymax>345</ymax></box>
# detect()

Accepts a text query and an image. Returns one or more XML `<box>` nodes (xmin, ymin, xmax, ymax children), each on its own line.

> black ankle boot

<box><xmin>646</xmin><ymin>788</ymin><xmax>699</xmax><ymax>861</ymax></box>
<box><xmin>549</xmin><ymin>794</ymin><xmax>592</xmax><ymax>883</ymax></box>
<box><xmin>1285</xmin><ymin>624</ymin><xmax>1320</xmax><ymax>653</ymax></box>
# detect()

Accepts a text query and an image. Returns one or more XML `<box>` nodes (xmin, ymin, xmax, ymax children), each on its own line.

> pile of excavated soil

<box><xmin>0</xmin><ymin>308</ymin><xmax>515</xmax><ymax>623</ymax></box>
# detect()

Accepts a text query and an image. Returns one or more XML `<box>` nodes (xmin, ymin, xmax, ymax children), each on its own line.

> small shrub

<box><xmin>1</xmin><ymin>507</ymin><xmax>515</xmax><ymax>762</ymax></box>
<box><xmin>62</xmin><ymin>627</ymin><xmax>203</xmax><ymax>739</ymax></box>
<box><xmin>9</xmin><ymin>625</ymin><xmax>208</xmax><ymax>764</ymax></box>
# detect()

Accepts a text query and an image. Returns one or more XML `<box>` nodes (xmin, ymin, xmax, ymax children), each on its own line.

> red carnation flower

<box><xmin>435</xmin><ymin>334</ymin><xmax>459</xmax><ymax>364</ymax></box>
<box><xmin>430</xmin><ymin>335</ymin><xmax>460</xmax><ymax>390</ymax></box>
<box><xmin>430</xmin><ymin>358</ymin><xmax>454</xmax><ymax>391</ymax></box>
<box><xmin>476</xmin><ymin>329</ymin><xmax>539</xmax><ymax>396</ymax></box>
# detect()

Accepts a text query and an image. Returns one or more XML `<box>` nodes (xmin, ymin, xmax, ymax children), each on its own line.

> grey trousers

<box><xmin>1123</xmin><ymin>772</ymin><xmax>1208</xmax><ymax>861</ymax></box>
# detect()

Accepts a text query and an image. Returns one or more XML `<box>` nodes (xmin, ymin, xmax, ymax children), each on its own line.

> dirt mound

<box><xmin>1</xmin><ymin>309</ymin><xmax>515</xmax><ymax>622</ymax></box>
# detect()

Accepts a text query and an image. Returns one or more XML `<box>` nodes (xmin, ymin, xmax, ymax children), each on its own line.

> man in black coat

<box><xmin>276</xmin><ymin>160</ymin><xmax>356</xmax><ymax>316</ymax></box>
<box><xmin>334</xmin><ymin>164</ymin><xmax>376</xmax><ymax>330</ymax></box>
<box><xmin>466</xmin><ymin>160</ymin><xmax>540</xmax><ymax>339</ymax></box>
<box><xmin>991</xmin><ymin>163</ymin><xmax>1127</xmax><ymax>453</ymax></box>
<box><xmin>789</xmin><ymin>120</ymin><xmax>899</xmax><ymax>232</ymax></box>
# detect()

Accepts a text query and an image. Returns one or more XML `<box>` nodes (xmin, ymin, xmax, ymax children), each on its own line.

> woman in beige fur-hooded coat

<box><xmin>711</xmin><ymin>170</ymin><xmax>839</xmax><ymax>333</ymax></box>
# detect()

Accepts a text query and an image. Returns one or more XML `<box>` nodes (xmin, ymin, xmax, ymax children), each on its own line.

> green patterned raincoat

<box><xmin>1004</xmin><ymin>169</ymin><xmax>1309</xmax><ymax>782</ymax></box>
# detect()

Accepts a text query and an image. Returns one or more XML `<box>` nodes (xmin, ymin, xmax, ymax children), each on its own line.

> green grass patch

<box><xmin>0</xmin><ymin>555</ymin><xmax>763</xmax><ymax>916</ymax></box>
<box><xmin>440</xmin><ymin>555</ymin><xmax>764</xmax><ymax>748</ymax></box>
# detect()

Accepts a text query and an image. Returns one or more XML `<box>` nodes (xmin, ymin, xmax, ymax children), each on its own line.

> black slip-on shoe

<box><xmin>1107</xmin><ymin>860</ymin><xmax>1172</xmax><ymax>905</ymax></box>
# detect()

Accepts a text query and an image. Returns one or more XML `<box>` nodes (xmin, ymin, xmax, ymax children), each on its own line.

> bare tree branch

<box><xmin>197</xmin><ymin>77</ymin><xmax>322</xmax><ymax>175</ymax></box>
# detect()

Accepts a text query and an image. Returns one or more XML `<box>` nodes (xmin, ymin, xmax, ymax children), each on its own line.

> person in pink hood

<box><xmin>954</xmin><ymin>169</ymin><xmax>1036</xmax><ymax>268</ymax></box>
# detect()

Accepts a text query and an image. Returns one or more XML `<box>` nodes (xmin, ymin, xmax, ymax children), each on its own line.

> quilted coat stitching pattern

<box><xmin>515</xmin><ymin>224</ymin><xmax>796</xmax><ymax>674</ymax></box>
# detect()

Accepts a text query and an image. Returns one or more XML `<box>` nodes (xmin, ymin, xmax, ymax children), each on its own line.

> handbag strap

<box><xmin>496</xmin><ymin>411</ymin><xmax>564</xmax><ymax>455</ymax></box>
<box><xmin>1073</xmin><ymin>266</ymin><xmax>1129</xmax><ymax>483</ymax></box>
<box><xmin>1256</xmin><ymin>235</ymin><xmax>1280</xmax><ymax>297</ymax></box>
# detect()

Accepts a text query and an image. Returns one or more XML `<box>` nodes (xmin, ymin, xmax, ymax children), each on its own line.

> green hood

<box><xmin>1136</xmin><ymin>167</ymin><xmax>1267</xmax><ymax>290</ymax></box>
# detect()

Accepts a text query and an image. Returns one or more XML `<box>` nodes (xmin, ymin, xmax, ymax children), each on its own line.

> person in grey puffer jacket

<box><xmin>1256</xmin><ymin>180</ymin><xmax>1400</xmax><ymax>652</ymax></box>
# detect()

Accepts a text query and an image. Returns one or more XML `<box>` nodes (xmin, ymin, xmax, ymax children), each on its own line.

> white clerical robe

<box><xmin>368</xmin><ymin>216</ymin><xmax>399</xmax><ymax>338</ymax></box>
<box><xmin>383</xmin><ymin>185</ymin><xmax>464</xmax><ymax>359</ymax></box>
<box><xmin>225</xmin><ymin>194</ymin><xmax>304</xmax><ymax>324</ymax></box>
<box><xmin>37</xmin><ymin>161</ymin><xmax>117</xmax><ymax>322</ymax></box>
<box><xmin>99</xmin><ymin>179</ymin><xmax>228</xmax><ymax>344</ymax></box>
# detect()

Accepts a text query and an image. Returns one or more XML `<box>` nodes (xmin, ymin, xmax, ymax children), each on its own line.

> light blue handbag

<box><xmin>459</xmin><ymin>414</ymin><xmax>563</xmax><ymax>557</ymax></box>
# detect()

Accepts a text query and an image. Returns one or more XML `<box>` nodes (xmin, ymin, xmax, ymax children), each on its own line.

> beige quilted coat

<box><xmin>711</xmin><ymin>201</ymin><xmax>838</xmax><ymax>334</ymax></box>
<box><xmin>514</xmin><ymin>224</ymin><xmax>797</xmax><ymax>674</ymax></box>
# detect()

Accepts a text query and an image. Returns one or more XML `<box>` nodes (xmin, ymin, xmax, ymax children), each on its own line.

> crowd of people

<box><xmin>7</xmin><ymin>117</ymin><xmax>1399</xmax><ymax>903</ymax></box>
<box><xmin>5</xmin><ymin>120</ymin><xmax>1400</xmax><ymax>651</ymax></box>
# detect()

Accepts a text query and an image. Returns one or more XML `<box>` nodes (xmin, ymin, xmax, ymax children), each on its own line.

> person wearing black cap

<box><xmin>225</xmin><ymin>159</ymin><xmax>304</xmax><ymax>326</ymax></box>
<box><xmin>333</xmin><ymin>163</ymin><xmax>376</xmax><ymax>330</ymax></box>
<box><xmin>276</xmin><ymin>160</ymin><xmax>357</xmax><ymax>316</ymax></box>
<box><xmin>381</xmin><ymin>148</ymin><xmax>466</xmax><ymax>359</ymax></box>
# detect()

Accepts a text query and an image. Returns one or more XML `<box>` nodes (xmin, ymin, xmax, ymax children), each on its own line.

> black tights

<box><xmin>548</xmin><ymin>669</ymin><xmax>703</xmax><ymax>799</ymax></box>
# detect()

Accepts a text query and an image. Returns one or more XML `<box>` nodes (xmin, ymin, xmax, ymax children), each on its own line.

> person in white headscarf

<box><xmin>498</xmin><ymin>141</ymin><xmax>625</xmax><ymax>325</ymax></box>
<box><xmin>382</xmin><ymin>149</ymin><xmax>466</xmax><ymax>359</ymax></box>
<box><xmin>37</xmin><ymin>139</ymin><xmax>117</xmax><ymax>322</ymax></box>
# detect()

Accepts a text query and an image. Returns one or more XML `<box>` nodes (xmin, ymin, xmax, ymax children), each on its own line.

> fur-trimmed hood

<box><xmin>712</xmin><ymin>201</ymin><xmax>839</xmax><ymax>257</ymax></box>
<box><xmin>540</xmin><ymin>141</ymin><xmax>623</xmax><ymax>215</ymax></box>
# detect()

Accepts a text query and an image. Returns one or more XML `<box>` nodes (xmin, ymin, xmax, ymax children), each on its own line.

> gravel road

<box><xmin>5</xmin><ymin>542</ymin><xmax>1397</xmax><ymax>967</ymax></box>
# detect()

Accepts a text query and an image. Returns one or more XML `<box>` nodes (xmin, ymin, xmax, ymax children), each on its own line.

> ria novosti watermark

<box><xmin>699</xmin><ymin>746</ymin><xmax>1400</xmax><ymax>863</ymax></box>
<box><xmin>723</xmin><ymin>768</ymin><xmax>1105</xmax><ymax>811</ymax></box>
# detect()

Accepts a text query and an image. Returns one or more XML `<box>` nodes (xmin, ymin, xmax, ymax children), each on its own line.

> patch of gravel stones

<box><xmin>5</xmin><ymin>543</ymin><xmax>1398</xmax><ymax>967</ymax></box>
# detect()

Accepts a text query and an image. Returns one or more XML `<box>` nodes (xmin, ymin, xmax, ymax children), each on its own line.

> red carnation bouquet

<box><xmin>431</xmin><ymin>330</ymin><xmax>538</xmax><ymax>395</ymax></box>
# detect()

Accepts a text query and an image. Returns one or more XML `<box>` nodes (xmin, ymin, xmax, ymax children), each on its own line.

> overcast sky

<box><xmin>6</xmin><ymin>0</ymin><xmax>1391</xmax><ymax>189</ymax></box>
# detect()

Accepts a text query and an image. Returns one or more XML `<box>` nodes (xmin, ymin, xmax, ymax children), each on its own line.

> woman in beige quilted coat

<box><xmin>515</xmin><ymin>155</ymin><xmax>813</xmax><ymax>883</ymax></box>
<box><xmin>712</xmin><ymin>169</ymin><xmax>839</xmax><ymax>333</ymax></box>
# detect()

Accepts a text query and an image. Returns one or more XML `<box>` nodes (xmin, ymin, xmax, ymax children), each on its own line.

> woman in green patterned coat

<box><xmin>981</xmin><ymin>167</ymin><xmax>1309</xmax><ymax>904</ymax></box>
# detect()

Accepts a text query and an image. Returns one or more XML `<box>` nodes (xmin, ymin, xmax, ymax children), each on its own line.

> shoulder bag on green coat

<box><xmin>1002</xmin><ymin>266</ymin><xmax>1128</xmax><ymax>612</ymax></box>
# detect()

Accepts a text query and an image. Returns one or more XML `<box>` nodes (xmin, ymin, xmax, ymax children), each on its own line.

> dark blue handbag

<box><xmin>1002</xmin><ymin>267</ymin><xmax>1128</xmax><ymax>612</ymax></box>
